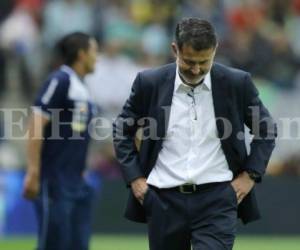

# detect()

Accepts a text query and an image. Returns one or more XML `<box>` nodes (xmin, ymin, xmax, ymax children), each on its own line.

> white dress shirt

<box><xmin>147</xmin><ymin>68</ymin><xmax>233</xmax><ymax>188</ymax></box>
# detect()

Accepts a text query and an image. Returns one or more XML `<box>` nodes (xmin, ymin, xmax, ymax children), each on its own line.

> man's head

<box><xmin>56</xmin><ymin>32</ymin><xmax>98</xmax><ymax>76</ymax></box>
<box><xmin>172</xmin><ymin>18</ymin><xmax>218</xmax><ymax>85</ymax></box>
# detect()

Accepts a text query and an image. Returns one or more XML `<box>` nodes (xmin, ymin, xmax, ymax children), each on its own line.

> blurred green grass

<box><xmin>0</xmin><ymin>235</ymin><xmax>300</xmax><ymax>250</ymax></box>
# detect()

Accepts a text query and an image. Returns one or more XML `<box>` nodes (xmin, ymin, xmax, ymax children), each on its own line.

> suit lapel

<box><xmin>211</xmin><ymin>64</ymin><xmax>231</xmax><ymax>141</ymax></box>
<box><xmin>156</xmin><ymin>63</ymin><xmax>176</xmax><ymax>139</ymax></box>
<box><xmin>146</xmin><ymin>63</ymin><xmax>176</xmax><ymax>172</ymax></box>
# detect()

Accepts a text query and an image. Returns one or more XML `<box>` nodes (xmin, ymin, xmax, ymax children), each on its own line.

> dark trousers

<box><xmin>34</xmin><ymin>183</ymin><xmax>93</xmax><ymax>250</ymax></box>
<box><xmin>143</xmin><ymin>182</ymin><xmax>238</xmax><ymax>250</ymax></box>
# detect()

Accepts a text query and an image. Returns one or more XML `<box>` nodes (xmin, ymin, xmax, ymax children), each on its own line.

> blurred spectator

<box><xmin>130</xmin><ymin>0</ymin><xmax>177</xmax><ymax>29</ymax></box>
<box><xmin>258</xmin><ymin>0</ymin><xmax>300</xmax><ymax>89</ymax></box>
<box><xmin>42</xmin><ymin>0</ymin><xmax>95</xmax><ymax>48</ymax></box>
<box><xmin>0</xmin><ymin>0</ymin><xmax>14</xmax><ymax>23</ymax></box>
<box><xmin>130</xmin><ymin>0</ymin><xmax>153</xmax><ymax>25</ymax></box>
<box><xmin>221</xmin><ymin>0</ymin><xmax>300</xmax><ymax>90</ymax></box>
<box><xmin>16</xmin><ymin>0</ymin><xmax>44</xmax><ymax>24</ymax></box>
<box><xmin>179</xmin><ymin>0</ymin><xmax>228</xmax><ymax>40</ymax></box>
<box><xmin>140</xmin><ymin>21</ymin><xmax>169</xmax><ymax>65</ymax></box>
<box><xmin>0</xmin><ymin>1</ymin><xmax>41</xmax><ymax>101</ymax></box>
<box><xmin>101</xmin><ymin>0</ymin><xmax>140</xmax><ymax>58</ymax></box>
<box><xmin>0</xmin><ymin>5</ymin><xmax>39</xmax><ymax>55</ymax></box>
<box><xmin>285</xmin><ymin>0</ymin><xmax>300</xmax><ymax>57</ymax></box>
<box><xmin>86</xmin><ymin>39</ymin><xmax>143</xmax><ymax>117</ymax></box>
<box><xmin>221</xmin><ymin>2</ymin><xmax>269</xmax><ymax>73</ymax></box>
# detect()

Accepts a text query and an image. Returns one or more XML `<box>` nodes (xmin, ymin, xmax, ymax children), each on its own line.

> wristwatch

<box><xmin>245</xmin><ymin>170</ymin><xmax>262</xmax><ymax>183</ymax></box>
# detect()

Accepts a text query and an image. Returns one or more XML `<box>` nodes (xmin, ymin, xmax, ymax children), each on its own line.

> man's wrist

<box><xmin>244</xmin><ymin>169</ymin><xmax>261</xmax><ymax>183</ymax></box>
<box><xmin>131</xmin><ymin>177</ymin><xmax>146</xmax><ymax>185</ymax></box>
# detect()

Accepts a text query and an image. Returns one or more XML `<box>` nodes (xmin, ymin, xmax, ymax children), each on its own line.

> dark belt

<box><xmin>152</xmin><ymin>181</ymin><xmax>229</xmax><ymax>194</ymax></box>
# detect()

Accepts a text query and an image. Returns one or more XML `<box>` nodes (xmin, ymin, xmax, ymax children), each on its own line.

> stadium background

<box><xmin>0</xmin><ymin>0</ymin><xmax>300</xmax><ymax>249</ymax></box>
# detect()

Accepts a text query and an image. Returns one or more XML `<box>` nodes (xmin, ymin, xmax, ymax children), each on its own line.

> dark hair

<box><xmin>175</xmin><ymin>18</ymin><xmax>217</xmax><ymax>51</ymax></box>
<box><xmin>55</xmin><ymin>32</ymin><xmax>92</xmax><ymax>66</ymax></box>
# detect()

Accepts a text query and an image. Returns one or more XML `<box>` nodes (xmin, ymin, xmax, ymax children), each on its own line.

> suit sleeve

<box><xmin>243</xmin><ymin>73</ymin><xmax>277</xmax><ymax>177</ymax></box>
<box><xmin>112</xmin><ymin>73</ymin><xmax>144</xmax><ymax>185</ymax></box>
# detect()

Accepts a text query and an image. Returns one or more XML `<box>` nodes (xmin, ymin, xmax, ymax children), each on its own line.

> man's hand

<box><xmin>231</xmin><ymin>171</ymin><xmax>255</xmax><ymax>204</ymax></box>
<box><xmin>131</xmin><ymin>177</ymin><xmax>148</xmax><ymax>205</ymax></box>
<box><xmin>23</xmin><ymin>171</ymin><xmax>40</xmax><ymax>200</ymax></box>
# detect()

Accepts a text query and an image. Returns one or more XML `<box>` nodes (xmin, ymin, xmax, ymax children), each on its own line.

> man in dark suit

<box><xmin>113</xmin><ymin>18</ymin><xmax>276</xmax><ymax>250</ymax></box>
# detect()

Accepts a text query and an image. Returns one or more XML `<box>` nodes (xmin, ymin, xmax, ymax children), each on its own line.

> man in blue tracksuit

<box><xmin>23</xmin><ymin>32</ymin><xmax>98</xmax><ymax>250</ymax></box>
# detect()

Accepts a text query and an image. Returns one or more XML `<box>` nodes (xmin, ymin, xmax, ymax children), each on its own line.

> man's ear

<box><xmin>171</xmin><ymin>42</ymin><xmax>178</xmax><ymax>58</ymax></box>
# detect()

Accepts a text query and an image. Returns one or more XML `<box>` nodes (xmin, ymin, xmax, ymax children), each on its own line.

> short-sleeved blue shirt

<box><xmin>33</xmin><ymin>65</ymin><xmax>95</xmax><ymax>198</ymax></box>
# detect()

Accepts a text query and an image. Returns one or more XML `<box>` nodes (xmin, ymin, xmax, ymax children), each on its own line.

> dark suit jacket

<box><xmin>113</xmin><ymin>62</ymin><xmax>276</xmax><ymax>224</ymax></box>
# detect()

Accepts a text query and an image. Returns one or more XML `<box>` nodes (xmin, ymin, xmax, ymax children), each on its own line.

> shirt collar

<box><xmin>60</xmin><ymin>65</ymin><xmax>84</xmax><ymax>83</ymax></box>
<box><xmin>61</xmin><ymin>65</ymin><xmax>76</xmax><ymax>76</ymax></box>
<box><xmin>175</xmin><ymin>67</ymin><xmax>211</xmax><ymax>93</ymax></box>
